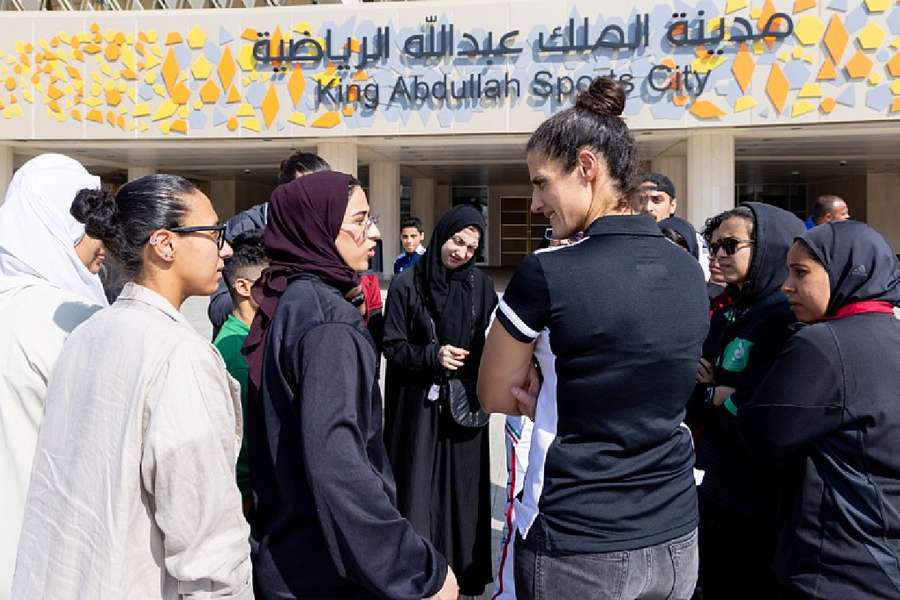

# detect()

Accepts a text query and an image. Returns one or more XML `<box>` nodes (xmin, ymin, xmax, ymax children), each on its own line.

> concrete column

<box><xmin>316</xmin><ymin>139</ymin><xmax>358</xmax><ymax>177</ymax></box>
<box><xmin>651</xmin><ymin>155</ymin><xmax>688</xmax><ymax>219</ymax></box>
<box><xmin>127</xmin><ymin>165</ymin><xmax>156</xmax><ymax>181</ymax></box>
<box><xmin>210</xmin><ymin>178</ymin><xmax>238</xmax><ymax>222</ymax></box>
<box><xmin>866</xmin><ymin>171</ymin><xmax>900</xmax><ymax>251</ymax></box>
<box><xmin>435</xmin><ymin>184</ymin><xmax>451</xmax><ymax>222</ymax></box>
<box><xmin>686</xmin><ymin>131</ymin><xmax>735</xmax><ymax>229</ymax></box>
<box><xmin>411</xmin><ymin>177</ymin><xmax>436</xmax><ymax>238</ymax></box>
<box><xmin>0</xmin><ymin>145</ymin><xmax>13</xmax><ymax>205</ymax></box>
<box><xmin>369</xmin><ymin>161</ymin><xmax>400</xmax><ymax>275</ymax></box>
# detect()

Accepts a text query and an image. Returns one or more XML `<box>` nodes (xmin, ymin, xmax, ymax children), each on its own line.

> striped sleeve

<box><xmin>496</xmin><ymin>253</ymin><xmax>550</xmax><ymax>343</ymax></box>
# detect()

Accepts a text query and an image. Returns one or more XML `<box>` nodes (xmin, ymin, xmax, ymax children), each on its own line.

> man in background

<box><xmin>393</xmin><ymin>216</ymin><xmax>426</xmax><ymax>274</ymax></box>
<box><xmin>806</xmin><ymin>194</ymin><xmax>850</xmax><ymax>229</ymax></box>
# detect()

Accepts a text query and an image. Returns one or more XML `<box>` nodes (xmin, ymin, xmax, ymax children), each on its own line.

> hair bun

<box><xmin>71</xmin><ymin>187</ymin><xmax>118</xmax><ymax>242</ymax></box>
<box><xmin>575</xmin><ymin>77</ymin><xmax>626</xmax><ymax>117</ymax></box>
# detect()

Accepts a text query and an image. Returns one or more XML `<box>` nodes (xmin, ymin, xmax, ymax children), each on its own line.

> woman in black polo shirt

<box><xmin>479</xmin><ymin>77</ymin><xmax>709</xmax><ymax>600</ymax></box>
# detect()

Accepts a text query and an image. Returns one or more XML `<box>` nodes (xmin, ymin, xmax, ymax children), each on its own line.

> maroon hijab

<box><xmin>244</xmin><ymin>170</ymin><xmax>359</xmax><ymax>390</ymax></box>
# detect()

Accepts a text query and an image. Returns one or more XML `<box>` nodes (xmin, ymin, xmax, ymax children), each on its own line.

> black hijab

<box><xmin>415</xmin><ymin>204</ymin><xmax>486</xmax><ymax>348</ymax></box>
<box><xmin>799</xmin><ymin>220</ymin><xmax>900</xmax><ymax>315</ymax></box>
<box><xmin>659</xmin><ymin>216</ymin><xmax>699</xmax><ymax>259</ymax></box>
<box><xmin>244</xmin><ymin>171</ymin><xmax>359</xmax><ymax>389</ymax></box>
<box><xmin>740</xmin><ymin>202</ymin><xmax>806</xmax><ymax>305</ymax></box>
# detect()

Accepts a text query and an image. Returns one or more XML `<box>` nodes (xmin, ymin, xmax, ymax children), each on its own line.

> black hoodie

<box><xmin>738</xmin><ymin>221</ymin><xmax>900</xmax><ymax>599</ymax></box>
<box><xmin>692</xmin><ymin>202</ymin><xmax>806</xmax><ymax>519</ymax></box>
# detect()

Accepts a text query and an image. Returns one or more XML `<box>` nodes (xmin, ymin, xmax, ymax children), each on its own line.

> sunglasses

<box><xmin>170</xmin><ymin>224</ymin><xmax>228</xmax><ymax>250</ymax></box>
<box><xmin>709</xmin><ymin>237</ymin><xmax>754</xmax><ymax>256</ymax></box>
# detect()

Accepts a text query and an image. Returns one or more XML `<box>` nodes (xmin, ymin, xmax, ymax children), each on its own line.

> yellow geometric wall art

<box><xmin>886</xmin><ymin>51</ymin><xmax>900</xmax><ymax>78</ymax></box>
<box><xmin>199</xmin><ymin>79</ymin><xmax>220</xmax><ymax>104</ymax></box>
<box><xmin>817</xmin><ymin>58</ymin><xmax>838</xmax><ymax>80</ymax></box>
<box><xmin>798</xmin><ymin>83</ymin><xmax>822</xmax><ymax>97</ymax></box>
<box><xmin>191</xmin><ymin>56</ymin><xmax>213</xmax><ymax>80</ymax></box>
<box><xmin>726</xmin><ymin>0</ymin><xmax>748</xmax><ymax>14</ymax></box>
<box><xmin>823</xmin><ymin>13</ymin><xmax>849</xmax><ymax>64</ymax></box>
<box><xmin>794</xmin><ymin>16</ymin><xmax>825</xmax><ymax>46</ymax></box>
<box><xmin>791</xmin><ymin>99</ymin><xmax>816</xmax><ymax>116</ymax></box>
<box><xmin>734</xmin><ymin>95</ymin><xmax>758</xmax><ymax>112</ymax></box>
<box><xmin>766</xmin><ymin>62</ymin><xmax>790</xmax><ymax>113</ymax></box>
<box><xmin>152</xmin><ymin>98</ymin><xmax>177</xmax><ymax>120</ymax></box>
<box><xmin>863</xmin><ymin>0</ymin><xmax>890</xmax><ymax>12</ymax></box>
<box><xmin>312</xmin><ymin>111</ymin><xmax>341</xmax><ymax>128</ymax></box>
<box><xmin>161</xmin><ymin>48</ymin><xmax>179</xmax><ymax>94</ymax></box>
<box><xmin>261</xmin><ymin>84</ymin><xmax>279</xmax><ymax>129</ymax></box>
<box><xmin>218</xmin><ymin>46</ymin><xmax>236</xmax><ymax>91</ymax></box>
<box><xmin>845</xmin><ymin>50</ymin><xmax>874</xmax><ymax>79</ymax></box>
<box><xmin>288</xmin><ymin>67</ymin><xmax>305</xmax><ymax>107</ymax></box>
<box><xmin>857</xmin><ymin>23</ymin><xmax>886</xmax><ymax>51</ymax></box>
<box><xmin>689</xmin><ymin>99</ymin><xmax>727</xmax><ymax>118</ymax></box>
<box><xmin>186</xmin><ymin>26</ymin><xmax>206</xmax><ymax>50</ymax></box>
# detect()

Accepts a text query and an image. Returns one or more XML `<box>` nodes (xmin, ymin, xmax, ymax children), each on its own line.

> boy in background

<box><xmin>213</xmin><ymin>230</ymin><xmax>268</xmax><ymax>518</ymax></box>
<box><xmin>393</xmin><ymin>216</ymin><xmax>426</xmax><ymax>274</ymax></box>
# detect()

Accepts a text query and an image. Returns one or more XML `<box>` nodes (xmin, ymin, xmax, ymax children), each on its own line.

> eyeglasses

<box><xmin>170</xmin><ymin>224</ymin><xmax>228</xmax><ymax>250</ymax></box>
<box><xmin>709</xmin><ymin>237</ymin><xmax>754</xmax><ymax>256</ymax></box>
<box><xmin>341</xmin><ymin>215</ymin><xmax>380</xmax><ymax>242</ymax></box>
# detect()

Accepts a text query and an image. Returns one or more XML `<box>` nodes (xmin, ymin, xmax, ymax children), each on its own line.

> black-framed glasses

<box><xmin>170</xmin><ymin>225</ymin><xmax>228</xmax><ymax>250</ymax></box>
<box><xmin>709</xmin><ymin>237</ymin><xmax>754</xmax><ymax>256</ymax></box>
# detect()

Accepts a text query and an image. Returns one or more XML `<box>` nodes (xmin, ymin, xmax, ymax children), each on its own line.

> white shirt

<box><xmin>0</xmin><ymin>285</ymin><xmax>101</xmax><ymax>600</ymax></box>
<box><xmin>12</xmin><ymin>283</ymin><xmax>252</xmax><ymax>599</ymax></box>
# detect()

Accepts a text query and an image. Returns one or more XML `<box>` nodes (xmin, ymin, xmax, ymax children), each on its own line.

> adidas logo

<box><xmin>850</xmin><ymin>264</ymin><xmax>867</xmax><ymax>277</ymax></box>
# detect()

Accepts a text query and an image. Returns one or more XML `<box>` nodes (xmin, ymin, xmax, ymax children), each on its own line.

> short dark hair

<box><xmin>223</xmin><ymin>230</ymin><xmax>268</xmax><ymax>294</ymax></box>
<box><xmin>277</xmin><ymin>151</ymin><xmax>330</xmax><ymax>184</ymax></box>
<box><xmin>401</xmin><ymin>217</ymin><xmax>423</xmax><ymax>233</ymax></box>
<box><xmin>703</xmin><ymin>205</ymin><xmax>755</xmax><ymax>243</ymax></box>
<box><xmin>526</xmin><ymin>77</ymin><xmax>639</xmax><ymax>209</ymax></box>
<box><xmin>71</xmin><ymin>174</ymin><xmax>195</xmax><ymax>278</ymax></box>
<box><xmin>812</xmin><ymin>194</ymin><xmax>844</xmax><ymax>222</ymax></box>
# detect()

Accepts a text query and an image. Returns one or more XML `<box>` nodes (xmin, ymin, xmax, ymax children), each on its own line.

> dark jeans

<box><xmin>514</xmin><ymin>527</ymin><xmax>699</xmax><ymax>600</ymax></box>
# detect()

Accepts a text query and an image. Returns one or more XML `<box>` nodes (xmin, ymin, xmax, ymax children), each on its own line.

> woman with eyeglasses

<box><xmin>382</xmin><ymin>204</ymin><xmax>498</xmax><ymax>597</ymax></box>
<box><xmin>243</xmin><ymin>172</ymin><xmax>457</xmax><ymax>600</ymax></box>
<box><xmin>737</xmin><ymin>221</ymin><xmax>900</xmax><ymax>600</ymax></box>
<box><xmin>12</xmin><ymin>175</ymin><xmax>254</xmax><ymax>599</ymax></box>
<box><xmin>690</xmin><ymin>202</ymin><xmax>805</xmax><ymax>600</ymax></box>
<box><xmin>0</xmin><ymin>154</ymin><xmax>109</xmax><ymax>597</ymax></box>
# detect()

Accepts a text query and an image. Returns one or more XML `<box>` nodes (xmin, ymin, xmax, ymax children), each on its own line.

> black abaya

<box><xmin>382</xmin><ymin>261</ymin><xmax>497</xmax><ymax>596</ymax></box>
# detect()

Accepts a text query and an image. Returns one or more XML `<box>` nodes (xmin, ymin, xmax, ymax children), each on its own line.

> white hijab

<box><xmin>0</xmin><ymin>154</ymin><xmax>108</xmax><ymax>306</ymax></box>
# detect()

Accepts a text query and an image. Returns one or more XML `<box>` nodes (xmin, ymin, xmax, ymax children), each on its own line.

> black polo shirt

<box><xmin>496</xmin><ymin>215</ymin><xmax>709</xmax><ymax>553</ymax></box>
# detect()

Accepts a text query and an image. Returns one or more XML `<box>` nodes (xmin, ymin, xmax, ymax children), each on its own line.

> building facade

<box><xmin>1</xmin><ymin>0</ymin><xmax>899</xmax><ymax>270</ymax></box>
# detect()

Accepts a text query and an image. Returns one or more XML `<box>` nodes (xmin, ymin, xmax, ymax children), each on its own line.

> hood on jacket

<box><xmin>799</xmin><ymin>220</ymin><xmax>900</xmax><ymax>314</ymax></box>
<box><xmin>738</xmin><ymin>202</ymin><xmax>806</xmax><ymax>305</ymax></box>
